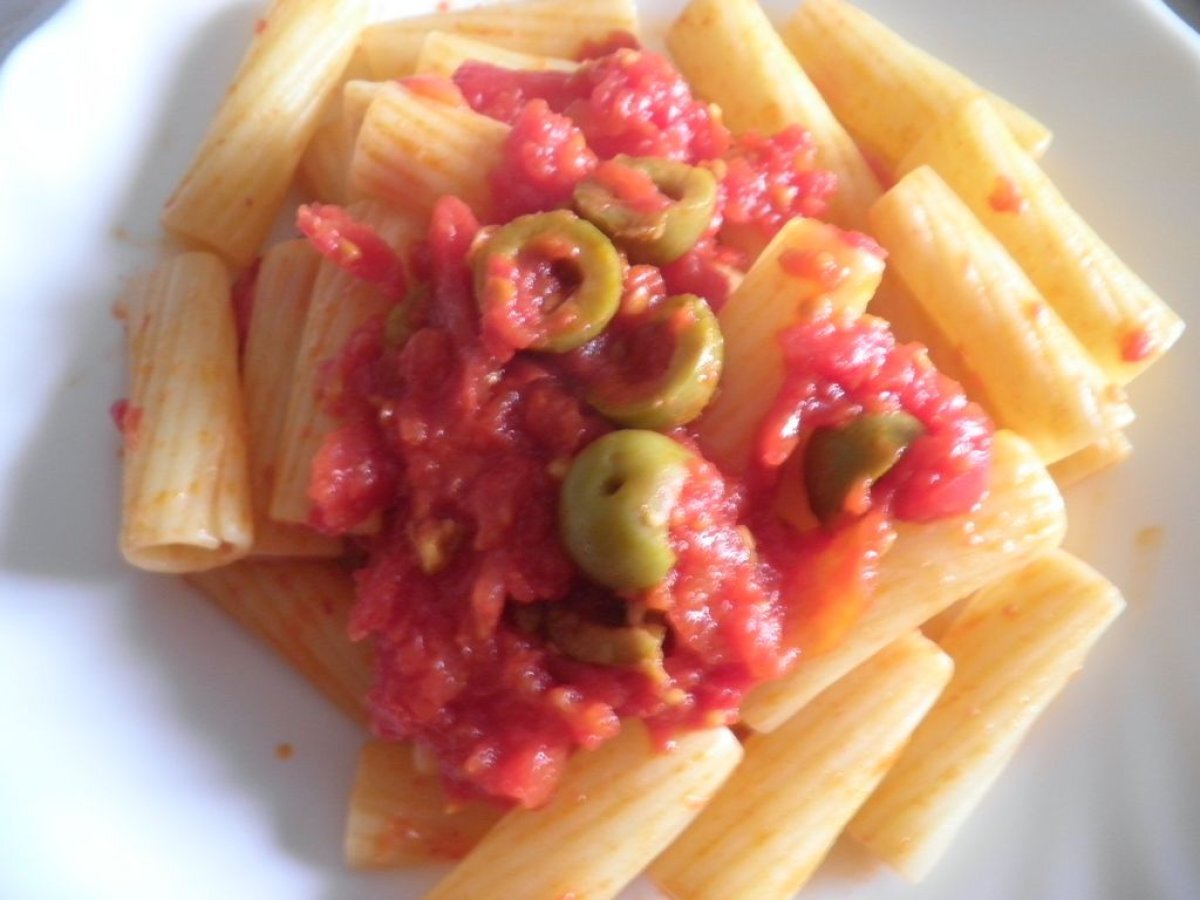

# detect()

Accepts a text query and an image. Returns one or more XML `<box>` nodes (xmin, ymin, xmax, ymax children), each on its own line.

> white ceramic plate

<box><xmin>1</xmin><ymin>1</ymin><xmax>1197</xmax><ymax>897</ymax></box>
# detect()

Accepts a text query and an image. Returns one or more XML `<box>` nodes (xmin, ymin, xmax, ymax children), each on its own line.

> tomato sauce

<box><xmin>109</xmin><ymin>399</ymin><xmax>143</xmax><ymax>452</ymax></box>
<box><xmin>988</xmin><ymin>173</ymin><xmax>1028</xmax><ymax>214</ymax></box>
<box><xmin>756</xmin><ymin>312</ymin><xmax>993</xmax><ymax>523</ymax></box>
<box><xmin>306</xmin><ymin>45</ymin><xmax>993</xmax><ymax>808</ymax></box>
<box><xmin>1121</xmin><ymin>325</ymin><xmax>1157</xmax><ymax>363</ymax></box>
<box><xmin>488</xmin><ymin>101</ymin><xmax>598</xmax><ymax>221</ymax></box>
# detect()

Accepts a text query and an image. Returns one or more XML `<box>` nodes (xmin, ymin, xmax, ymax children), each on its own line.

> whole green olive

<box><xmin>574</xmin><ymin>156</ymin><xmax>718</xmax><ymax>265</ymax></box>
<box><xmin>473</xmin><ymin>210</ymin><xmax>623</xmax><ymax>352</ymax></box>
<box><xmin>804</xmin><ymin>411</ymin><xmax>925</xmax><ymax>524</ymax></box>
<box><xmin>586</xmin><ymin>294</ymin><xmax>724</xmax><ymax>430</ymax></box>
<box><xmin>559</xmin><ymin>430</ymin><xmax>696</xmax><ymax>592</ymax></box>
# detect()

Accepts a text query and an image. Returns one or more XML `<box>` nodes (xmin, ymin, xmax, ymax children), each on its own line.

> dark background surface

<box><xmin>1166</xmin><ymin>0</ymin><xmax>1200</xmax><ymax>29</ymax></box>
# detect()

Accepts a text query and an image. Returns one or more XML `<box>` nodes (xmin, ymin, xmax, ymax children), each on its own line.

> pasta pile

<box><xmin>114</xmin><ymin>0</ymin><xmax>1182</xmax><ymax>896</ymax></box>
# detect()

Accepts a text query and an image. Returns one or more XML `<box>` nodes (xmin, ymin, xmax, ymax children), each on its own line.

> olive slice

<box><xmin>545</xmin><ymin>606</ymin><xmax>666</xmax><ymax>668</ymax></box>
<box><xmin>474</xmin><ymin>210</ymin><xmax>623</xmax><ymax>352</ymax></box>
<box><xmin>574</xmin><ymin>156</ymin><xmax>717</xmax><ymax>265</ymax></box>
<box><xmin>586</xmin><ymin>293</ymin><xmax>724</xmax><ymax>430</ymax></box>
<box><xmin>559</xmin><ymin>430</ymin><xmax>695</xmax><ymax>592</ymax></box>
<box><xmin>804</xmin><ymin>412</ymin><xmax>925</xmax><ymax>524</ymax></box>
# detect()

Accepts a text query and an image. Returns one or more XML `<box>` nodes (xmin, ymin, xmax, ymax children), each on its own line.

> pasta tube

<box><xmin>415</xmin><ymin>31</ymin><xmax>579</xmax><ymax>77</ymax></box>
<box><xmin>184</xmin><ymin>560</ymin><xmax>373</xmax><ymax>724</ymax></box>
<box><xmin>868</xmin><ymin>264</ymin><xmax>1130</xmax><ymax>489</ymax></box>
<box><xmin>650</xmin><ymin>632</ymin><xmax>952</xmax><ymax>899</ymax></box>
<box><xmin>341</xmin><ymin>80</ymin><xmax>388</xmax><ymax>144</ymax></box>
<box><xmin>1048</xmin><ymin>430</ymin><xmax>1132</xmax><ymax>489</ymax></box>
<box><xmin>866</xmin><ymin>267</ymin><xmax>984</xmax><ymax>400</ymax></box>
<box><xmin>298</xmin><ymin>49</ymin><xmax>375</xmax><ymax>204</ymax></box>
<box><xmin>345</xmin><ymin>741</ymin><xmax>503</xmax><ymax>867</ymax></box>
<box><xmin>241</xmin><ymin>240</ymin><xmax>342</xmax><ymax>558</ymax></box>
<box><xmin>270</xmin><ymin>202</ymin><xmax>423</xmax><ymax>527</ymax></box>
<box><xmin>870</xmin><ymin>166</ymin><xmax>1133</xmax><ymax>464</ymax></box>
<box><xmin>162</xmin><ymin>0</ymin><xmax>368</xmax><ymax>267</ymax></box>
<box><xmin>426</xmin><ymin>721</ymin><xmax>741</xmax><ymax>900</ymax></box>
<box><xmin>918</xmin><ymin>597</ymin><xmax>969</xmax><ymax>644</ymax></box>
<box><xmin>117</xmin><ymin>252</ymin><xmax>252</xmax><ymax>572</ymax></box>
<box><xmin>349</xmin><ymin>82</ymin><xmax>509</xmax><ymax>221</ymax></box>
<box><xmin>847</xmin><ymin>550</ymin><xmax>1125</xmax><ymax>880</ymax></box>
<box><xmin>741</xmin><ymin>430</ymin><xmax>1065</xmax><ymax>731</ymax></box>
<box><xmin>782</xmin><ymin>0</ymin><xmax>1050</xmax><ymax>173</ymax></box>
<box><xmin>666</xmin><ymin>0</ymin><xmax>881</xmax><ymax>232</ymax></box>
<box><xmin>897</xmin><ymin>96</ymin><xmax>1183</xmax><ymax>384</ymax></box>
<box><xmin>299</xmin><ymin>116</ymin><xmax>356</xmax><ymax>206</ymax></box>
<box><xmin>301</xmin><ymin>79</ymin><xmax>389</xmax><ymax>205</ymax></box>
<box><xmin>362</xmin><ymin>0</ymin><xmax>638</xmax><ymax>79</ymax></box>
<box><xmin>695</xmin><ymin>216</ymin><xmax>885</xmax><ymax>472</ymax></box>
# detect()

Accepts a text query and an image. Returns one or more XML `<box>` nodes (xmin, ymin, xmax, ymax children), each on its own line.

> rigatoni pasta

<box><xmin>847</xmin><ymin>550</ymin><xmax>1125</xmax><ymax>880</ymax></box>
<box><xmin>869</xmin><ymin>166</ymin><xmax>1133</xmax><ymax>464</ymax></box>
<box><xmin>270</xmin><ymin>201</ymin><xmax>422</xmax><ymax>527</ymax></box>
<box><xmin>299</xmin><ymin>49</ymin><xmax>375</xmax><ymax>205</ymax></box>
<box><xmin>162</xmin><ymin>0</ymin><xmax>368</xmax><ymax>266</ymax></box>
<box><xmin>117</xmin><ymin>251</ymin><xmax>253</xmax><ymax>572</ymax></box>
<box><xmin>740</xmin><ymin>429</ymin><xmax>1065</xmax><ymax>732</ymax></box>
<box><xmin>117</xmin><ymin>0</ymin><xmax>1181</xmax><ymax>895</ymax></box>
<box><xmin>349</xmin><ymin>82</ymin><xmax>508</xmax><ymax>220</ymax></box>
<box><xmin>426</xmin><ymin>723</ymin><xmax>742</xmax><ymax>900</ymax></box>
<box><xmin>184</xmin><ymin>559</ymin><xmax>373</xmax><ymax>723</ymax></box>
<box><xmin>362</xmin><ymin>0</ymin><xmax>638</xmax><ymax>79</ymax></box>
<box><xmin>1048</xmin><ymin>430</ymin><xmax>1133</xmax><ymax>489</ymax></box>
<box><xmin>865</xmin><ymin>267</ymin><xmax>984</xmax><ymax>398</ymax></box>
<box><xmin>345</xmin><ymin>741</ymin><xmax>504</xmax><ymax>866</ymax></box>
<box><xmin>782</xmin><ymin>0</ymin><xmax>1051</xmax><ymax>171</ymax></box>
<box><xmin>696</xmin><ymin>216</ymin><xmax>885</xmax><ymax>472</ymax></box>
<box><xmin>896</xmin><ymin>96</ymin><xmax>1183</xmax><ymax>384</ymax></box>
<box><xmin>299</xmin><ymin>109</ymin><xmax>357</xmax><ymax>206</ymax></box>
<box><xmin>666</xmin><ymin>0</ymin><xmax>881</xmax><ymax>232</ymax></box>
<box><xmin>341</xmin><ymin>80</ymin><xmax>389</xmax><ymax>146</ymax></box>
<box><xmin>415</xmin><ymin>31</ymin><xmax>579</xmax><ymax>77</ymax></box>
<box><xmin>241</xmin><ymin>238</ymin><xmax>343</xmax><ymax>558</ymax></box>
<box><xmin>650</xmin><ymin>632</ymin><xmax>952</xmax><ymax>899</ymax></box>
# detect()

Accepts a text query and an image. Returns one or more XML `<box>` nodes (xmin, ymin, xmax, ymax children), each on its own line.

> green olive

<box><xmin>574</xmin><ymin>156</ymin><xmax>717</xmax><ymax>265</ymax></box>
<box><xmin>474</xmin><ymin>210</ymin><xmax>622</xmax><ymax>352</ymax></box>
<box><xmin>545</xmin><ymin>606</ymin><xmax>666</xmax><ymax>668</ymax></box>
<box><xmin>586</xmin><ymin>294</ymin><xmax>724</xmax><ymax>430</ymax></box>
<box><xmin>804</xmin><ymin>412</ymin><xmax>925</xmax><ymax>524</ymax></box>
<box><xmin>560</xmin><ymin>430</ymin><xmax>695</xmax><ymax>592</ymax></box>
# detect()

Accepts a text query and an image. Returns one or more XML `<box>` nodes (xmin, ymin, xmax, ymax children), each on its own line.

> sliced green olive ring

<box><xmin>587</xmin><ymin>294</ymin><xmax>724</xmax><ymax>430</ymax></box>
<box><xmin>560</xmin><ymin>430</ymin><xmax>695</xmax><ymax>593</ymax></box>
<box><xmin>473</xmin><ymin>210</ymin><xmax>622</xmax><ymax>353</ymax></box>
<box><xmin>574</xmin><ymin>156</ymin><xmax>717</xmax><ymax>265</ymax></box>
<box><xmin>804</xmin><ymin>411</ymin><xmax>925</xmax><ymax>525</ymax></box>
